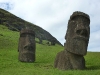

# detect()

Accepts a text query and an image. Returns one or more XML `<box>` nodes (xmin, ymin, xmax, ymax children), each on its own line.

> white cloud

<box><xmin>88</xmin><ymin>30</ymin><xmax>100</xmax><ymax>51</ymax></box>
<box><xmin>0</xmin><ymin>0</ymin><xmax>100</xmax><ymax>52</ymax></box>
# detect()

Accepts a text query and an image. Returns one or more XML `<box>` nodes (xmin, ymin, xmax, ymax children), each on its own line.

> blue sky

<box><xmin>0</xmin><ymin>0</ymin><xmax>100</xmax><ymax>52</ymax></box>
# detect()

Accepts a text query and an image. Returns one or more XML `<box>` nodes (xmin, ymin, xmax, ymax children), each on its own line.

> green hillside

<box><xmin>0</xmin><ymin>8</ymin><xmax>62</xmax><ymax>46</ymax></box>
<box><xmin>0</xmin><ymin>25</ymin><xmax>100</xmax><ymax>75</ymax></box>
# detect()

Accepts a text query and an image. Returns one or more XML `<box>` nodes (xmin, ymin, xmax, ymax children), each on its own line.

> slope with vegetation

<box><xmin>0</xmin><ymin>25</ymin><xmax>100</xmax><ymax>75</ymax></box>
<box><xmin>0</xmin><ymin>8</ymin><xmax>62</xmax><ymax>45</ymax></box>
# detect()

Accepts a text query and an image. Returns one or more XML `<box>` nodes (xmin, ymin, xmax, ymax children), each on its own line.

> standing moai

<box><xmin>18</xmin><ymin>28</ymin><xmax>36</xmax><ymax>62</ymax></box>
<box><xmin>54</xmin><ymin>11</ymin><xmax>90</xmax><ymax>70</ymax></box>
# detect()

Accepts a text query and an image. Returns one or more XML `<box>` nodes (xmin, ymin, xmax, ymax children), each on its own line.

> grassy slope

<box><xmin>0</xmin><ymin>8</ymin><xmax>62</xmax><ymax>46</ymax></box>
<box><xmin>0</xmin><ymin>25</ymin><xmax>100</xmax><ymax>75</ymax></box>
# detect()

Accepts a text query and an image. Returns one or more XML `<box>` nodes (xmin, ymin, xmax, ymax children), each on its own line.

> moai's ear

<box><xmin>65</xmin><ymin>33</ymin><xmax>67</xmax><ymax>40</ymax></box>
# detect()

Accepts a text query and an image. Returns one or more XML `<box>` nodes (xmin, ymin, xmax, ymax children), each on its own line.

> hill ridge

<box><xmin>0</xmin><ymin>8</ymin><xmax>62</xmax><ymax>45</ymax></box>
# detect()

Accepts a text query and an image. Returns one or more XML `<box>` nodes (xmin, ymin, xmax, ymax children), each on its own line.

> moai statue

<box><xmin>18</xmin><ymin>28</ymin><xmax>36</xmax><ymax>62</ymax></box>
<box><xmin>54</xmin><ymin>11</ymin><xmax>90</xmax><ymax>70</ymax></box>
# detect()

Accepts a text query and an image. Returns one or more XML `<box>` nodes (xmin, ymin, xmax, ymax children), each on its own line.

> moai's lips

<box><xmin>73</xmin><ymin>35</ymin><xmax>88</xmax><ymax>41</ymax></box>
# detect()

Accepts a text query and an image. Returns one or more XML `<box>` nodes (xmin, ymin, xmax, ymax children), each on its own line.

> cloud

<box><xmin>0</xmin><ymin>0</ymin><xmax>100</xmax><ymax>52</ymax></box>
<box><xmin>88</xmin><ymin>30</ymin><xmax>100</xmax><ymax>51</ymax></box>
<box><xmin>0</xmin><ymin>2</ymin><xmax>14</xmax><ymax>10</ymax></box>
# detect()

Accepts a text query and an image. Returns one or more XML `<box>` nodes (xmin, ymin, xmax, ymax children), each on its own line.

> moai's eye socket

<box><xmin>20</xmin><ymin>33</ymin><xmax>34</xmax><ymax>37</ymax></box>
<box><xmin>20</xmin><ymin>33</ymin><xmax>27</xmax><ymax>37</ymax></box>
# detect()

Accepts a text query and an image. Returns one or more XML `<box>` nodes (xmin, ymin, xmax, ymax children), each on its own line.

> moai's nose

<box><xmin>24</xmin><ymin>35</ymin><xmax>33</xmax><ymax>50</ymax></box>
<box><xmin>75</xmin><ymin>22</ymin><xmax>88</xmax><ymax>37</ymax></box>
<box><xmin>76</xmin><ymin>29</ymin><xmax>88</xmax><ymax>37</ymax></box>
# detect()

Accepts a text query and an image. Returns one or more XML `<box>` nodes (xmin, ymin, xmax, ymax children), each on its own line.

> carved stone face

<box><xmin>65</xmin><ymin>12</ymin><xmax>90</xmax><ymax>56</ymax></box>
<box><xmin>18</xmin><ymin>29</ymin><xmax>36</xmax><ymax>62</ymax></box>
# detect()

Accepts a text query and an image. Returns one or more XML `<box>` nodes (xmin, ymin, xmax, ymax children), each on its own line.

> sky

<box><xmin>0</xmin><ymin>0</ymin><xmax>100</xmax><ymax>52</ymax></box>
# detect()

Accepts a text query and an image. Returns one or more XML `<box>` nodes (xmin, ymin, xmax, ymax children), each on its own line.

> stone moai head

<box><xmin>65</xmin><ymin>11</ymin><xmax>90</xmax><ymax>55</ymax></box>
<box><xmin>18</xmin><ymin>28</ymin><xmax>36</xmax><ymax>62</ymax></box>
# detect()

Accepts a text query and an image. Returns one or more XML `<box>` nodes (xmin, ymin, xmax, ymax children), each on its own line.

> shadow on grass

<box><xmin>86</xmin><ymin>65</ymin><xmax>100</xmax><ymax>70</ymax></box>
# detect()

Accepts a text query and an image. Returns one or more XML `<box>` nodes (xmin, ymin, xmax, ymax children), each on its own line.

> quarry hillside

<box><xmin>0</xmin><ymin>8</ymin><xmax>62</xmax><ymax>46</ymax></box>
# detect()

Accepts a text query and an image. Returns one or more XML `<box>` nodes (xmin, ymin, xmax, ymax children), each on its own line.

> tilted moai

<box><xmin>18</xmin><ymin>28</ymin><xmax>36</xmax><ymax>62</ymax></box>
<box><xmin>54</xmin><ymin>11</ymin><xmax>90</xmax><ymax>70</ymax></box>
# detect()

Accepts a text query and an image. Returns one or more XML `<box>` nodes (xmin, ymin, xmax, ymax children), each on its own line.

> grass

<box><xmin>0</xmin><ymin>25</ymin><xmax>100</xmax><ymax>75</ymax></box>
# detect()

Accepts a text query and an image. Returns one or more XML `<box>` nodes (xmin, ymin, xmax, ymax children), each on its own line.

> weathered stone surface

<box><xmin>54</xmin><ymin>50</ymin><xmax>85</xmax><ymax>70</ymax></box>
<box><xmin>18</xmin><ymin>28</ymin><xmax>36</xmax><ymax>62</ymax></box>
<box><xmin>54</xmin><ymin>11</ymin><xmax>90</xmax><ymax>70</ymax></box>
<box><xmin>65</xmin><ymin>11</ymin><xmax>90</xmax><ymax>55</ymax></box>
